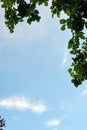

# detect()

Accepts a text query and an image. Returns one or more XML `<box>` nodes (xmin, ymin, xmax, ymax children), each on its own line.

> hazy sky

<box><xmin>0</xmin><ymin>3</ymin><xmax>87</xmax><ymax>130</ymax></box>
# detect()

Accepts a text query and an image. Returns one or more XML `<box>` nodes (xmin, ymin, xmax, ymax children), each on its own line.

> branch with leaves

<box><xmin>0</xmin><ymin>0</ymin><xmax>87</xmax><ymax>87</ymax></box>
<box><xmin>0</xmin><ymin>116</ymin><xmax>5</xmax><ymax>130</ymax></box>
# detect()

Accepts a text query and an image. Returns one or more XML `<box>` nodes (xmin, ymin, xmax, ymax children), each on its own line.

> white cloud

<box><xmin>44</xmin><ymin>119</ymin><xmax>61</xmax><ymax>127</ymax></box>
<box><xmin>61</xmin><ymin>49</ymin><xmax>68</xmax><ymax>66</ymax></box>
<box><xmin>81</xmin><ymin>88</ymin><xmax>87</xmax><ymax>96</ymax></box>
<box><xmin>0</xmin><ymin>97</ymin><xmax>47</xmax><ymax>114</ymax></box>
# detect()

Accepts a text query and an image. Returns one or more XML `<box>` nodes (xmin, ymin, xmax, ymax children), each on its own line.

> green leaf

<box><xmin>60</xmin><ymin>19</ymin><xmax>66</xmax><ymax>24</ymax></box>
<box><xmin>61</xmin><ymin>24</ymin><xmax>66</xmax><ymax>31</ymax></box>
<box><xmin>78</xmin><ymin>32</ymin><xmax>85</xmax><ymax>39</ymax></box>
<box><xmin>70</xmin><ymin>72</ymin><xmax>75</xmax><ymax>78</ymax></box>
<box><xmin>36</xmin><ymin>16</ymin><xmax>41</xmax><ymax>22</ymax></box>
<box><xmin>68</xmin><ymin>68</ymin><xmax>72</xmax><ymax>73</ymax></box>
<box><xmin>67</xmin><ymin>19</ymin><xmax>72</xmax><ymax>29</ymax></box>
<box><xmin>68</xmin><ymin>68</ymin><xmax>75</xmax><ymax>78</ymax></box>
<box><xmin>44</xmin><ymin>1</ymin><xmax>48</xmax><ymax>6</ymax></box>
<box><xmin>68</xmin><ymin>38</ymin><xmax>74</xmax><ymax>49</ymax></box>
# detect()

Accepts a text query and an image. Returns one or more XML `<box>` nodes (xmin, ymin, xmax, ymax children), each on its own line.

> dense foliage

<box><xmin>0</xmin><ymin>0</ymin><xmax>87</xmax><ymax>87</ymax></box>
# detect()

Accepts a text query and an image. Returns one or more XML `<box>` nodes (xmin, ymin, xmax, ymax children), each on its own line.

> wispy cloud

<box><xmin>44</xmin><ymin>119</ymin><xmax>61</xmax><ymax>127</ymax></box>
<box><xmin>61</xmin><ymin>49</ymin><xmax>68</xmax><ymax>66</ymax></box>
<box><xmin>81</xmin><ymin>88</ymin><xmax>87</xmax><ymax>96</ymax></box>
<box><xmin>0</xmin><ymin>97</ymin><xmax>47</xmax><ymax>114</ymax></box>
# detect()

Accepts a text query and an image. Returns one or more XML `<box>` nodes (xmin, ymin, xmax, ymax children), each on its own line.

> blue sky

<box><xmin>0</xmin><ymin>2</ymin><xmax>87</xmax><ymax>130</ymax></box>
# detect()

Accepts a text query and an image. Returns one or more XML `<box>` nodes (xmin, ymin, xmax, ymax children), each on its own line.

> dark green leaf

<box><xmin>60</xmin><ymin>19</ymin><xmax>66</xmax><ymax>24</ymax></box>
<box><xmin>61</xmin><ymin>24</ymin><xmax>66</xmax><ymax>31</ymax></box>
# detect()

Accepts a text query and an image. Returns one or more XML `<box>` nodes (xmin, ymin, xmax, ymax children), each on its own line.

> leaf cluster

<box><xmin>51</xmin><ymin>0</ymin><xmax>87</xmax><ymax>87</ymax></box>
<box><xmin>0</xmin><ymin>116</ymin><xmax>5</xmax><ymax>129</ymax></box>
<box><xmin>0</xmin><ymin>0</ymin><xmax>48</xmax><ymax>32</ymax></box>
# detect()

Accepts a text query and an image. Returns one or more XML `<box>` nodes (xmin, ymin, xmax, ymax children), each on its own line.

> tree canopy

<box><xmin>0</xmin><ymin>0</ymin><xmax>87</xmax><ymax>87</ymax></box>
